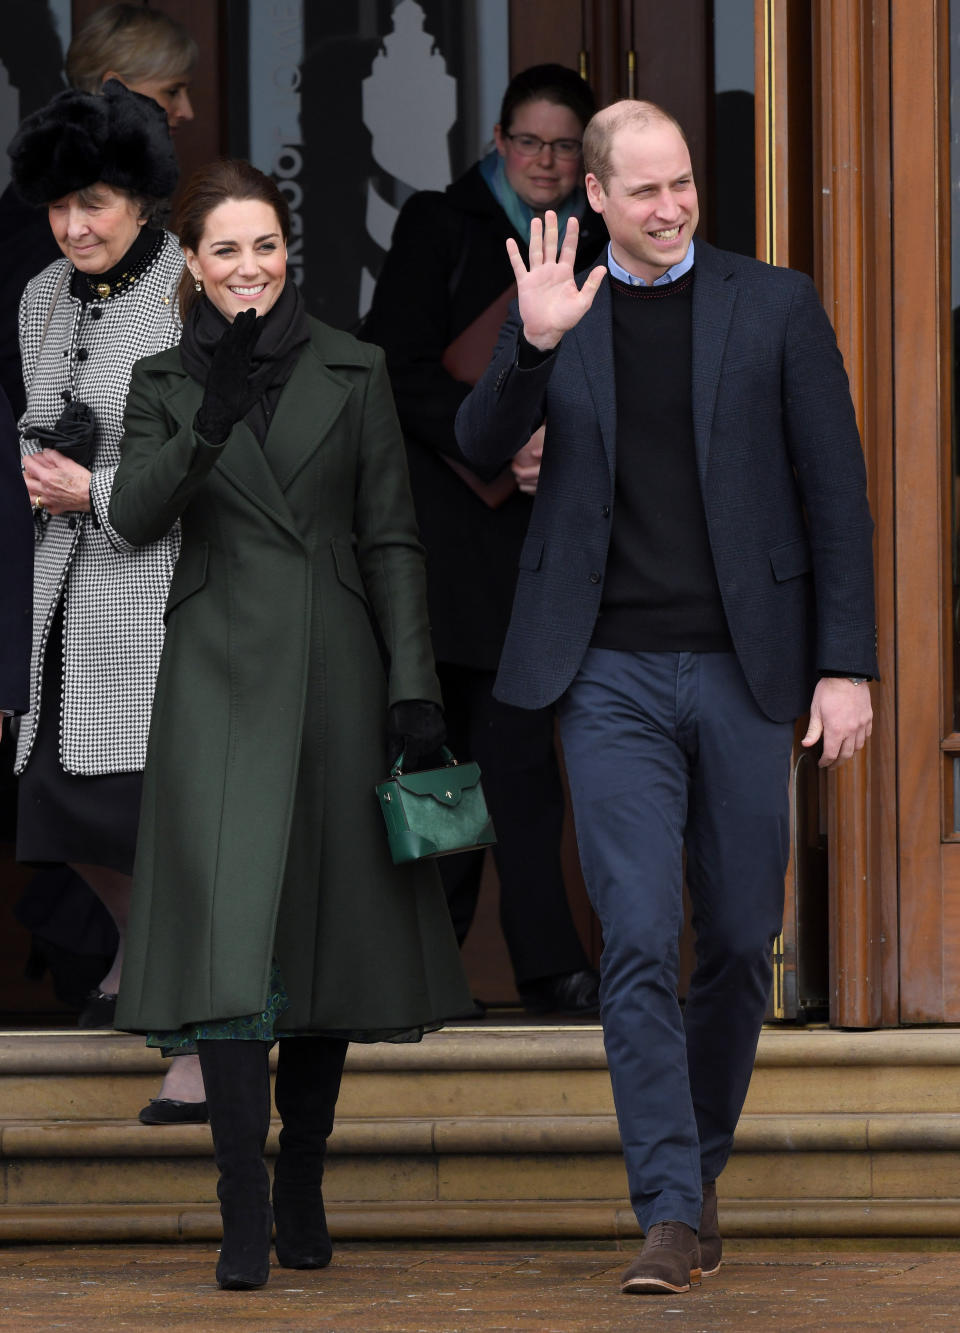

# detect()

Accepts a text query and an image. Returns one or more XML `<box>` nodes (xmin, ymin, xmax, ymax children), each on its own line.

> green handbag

<box><xmin>375</xmin><ymin>747</ymin><xmax>497</xmax><ymax>865</ymax></box>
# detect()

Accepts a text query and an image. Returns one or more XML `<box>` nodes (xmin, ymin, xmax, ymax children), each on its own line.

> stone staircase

<box><xmin>2</xmin><ymin>1025</ymin><xmax>960</xmax><ymax>1243</ymax></box>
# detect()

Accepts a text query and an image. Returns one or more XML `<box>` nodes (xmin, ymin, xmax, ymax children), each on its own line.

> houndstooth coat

<box><xmin>15</xmin><ymin>231</ymin><xmax>183</xmax><ymax>776</ymax></box>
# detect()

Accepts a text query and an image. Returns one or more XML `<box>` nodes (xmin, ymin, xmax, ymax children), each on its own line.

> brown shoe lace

<box><xmin>646</xmin><ymin>1221</ymin><xmax>694</xmax><ymax>1250</ymax></box>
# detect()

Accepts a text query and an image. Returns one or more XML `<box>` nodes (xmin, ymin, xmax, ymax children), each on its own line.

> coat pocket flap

<box><xmin>331</xmin><ymin>535</ymin><xmax>368</xmax><ymax>601</ymax></box>
<box><xmin>769</xmin><ymin>537</ymin><xmax>813</xmax><ymax>583</ymax></box>
<box><xmin>164</xmin><ymin>541</ymin><xmax>208</xmax><ymax>620</ymax></box>
<box><xmin>518</xmin><ymin>536</ymin><xmax>544</xmax><ymax>572</ymax></box>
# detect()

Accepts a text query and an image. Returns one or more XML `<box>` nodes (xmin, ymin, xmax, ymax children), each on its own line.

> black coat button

<box><xmin>601</xmin><ymin>505</ymin><xmax>610</xmax><ymax>518</ymax></box>
<box><xmin>61</xmin><ymin>390</ymin><xmax>71</xmax><ymax>402</ymax></box>
<box><xmin>77</xmin><ymin>348</ymin><xmax>89</xmax><ymax>361</ymax></box>
<box><xmin>589</xmin><ymin>571</ymin><xmax>601</xmax><ymax>584</ymax></box>
<box><xmin>90</xmin><ymin>308</ymin><xmax>103</xmax><ymax>320</ymax></box>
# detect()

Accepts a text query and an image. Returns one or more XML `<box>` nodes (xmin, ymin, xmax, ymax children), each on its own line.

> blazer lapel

<box><xmin>163</xmin><ymin>372</ymin><xmax>301</xmax><ymax>540</ymax></box>
<box><xmin>690</xmin><ymin>242</ymin><xmax>737</xmax><ymax>487</ymax></box>
<box><xmin>261</xmin><ymin>343</ymin><xmax>353</xmax><ymax>492</ymax></box>
<box><xmin>571</xmin><ymin>277</ymin><xmax>616</xmax><ymax>487</ymax></box>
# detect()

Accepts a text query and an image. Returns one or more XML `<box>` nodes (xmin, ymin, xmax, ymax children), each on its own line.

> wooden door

<box><xmin>890</xmin><ymin>0</ymin><xmax>960</xmax><ymax>1020</ymax></box>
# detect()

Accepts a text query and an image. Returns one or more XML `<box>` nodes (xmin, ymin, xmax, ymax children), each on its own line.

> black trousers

<box><xmin>437</xmin><ymin>662</ymin><xmax>589</xmax><ymax>986</ymax></box>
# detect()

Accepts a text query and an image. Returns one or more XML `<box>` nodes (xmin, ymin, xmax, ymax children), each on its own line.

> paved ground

<box><xmin>2</xmin><ymin>1242</ymin><xmax>960</xmax><ymax>1331</ymax></box>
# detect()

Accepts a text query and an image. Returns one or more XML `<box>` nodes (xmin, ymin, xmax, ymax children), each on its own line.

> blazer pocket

<box><xmin>331</xmin><ymin>535</ymin><xmax>369</xmax><ymax>603</ymax></box>
<box><xmin>769</xmin><ymin>537</ymin><xmax>813</xmax><ymax>583</ymax></box>
<box><xmin>164</xmin><ymin>541</ymin><xmax>208</xmax><ymax>621</ymax></box>
<box><xmin>518</xmin><ymin>535</ymin><xmax>544</xmax><ymax>572</ymax></box>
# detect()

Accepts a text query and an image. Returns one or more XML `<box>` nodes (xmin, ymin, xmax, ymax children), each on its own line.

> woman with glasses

<box><xmin>363</xmin><ymin>65</ymin><xmax>607</xmax><ymax>1017</ymax></box>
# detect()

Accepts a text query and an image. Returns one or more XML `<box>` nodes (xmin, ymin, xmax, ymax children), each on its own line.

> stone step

<box><xmin>5</xmin><ymin>1027</ymin><xmax>960</xmax><ymax>1118</ymax></box>
<box><xmin>5</xmin><ymin>1198</ymin><xmax>960</xmax><ymax>1245</ymax></box>
<box><xmin>3</xmin><ymin>1111</ymin><xmax>960</xmax><ymax>1206</ymax></box>
<box><xmin>3</xmin><ymin>1026</ymin><xmax>960</xmax><ymax>1241</ymax></box>
<box><xmin>7</xmin><ymin>1109</ymin><xmax>960</xmax><ymax>1158</ymax></box>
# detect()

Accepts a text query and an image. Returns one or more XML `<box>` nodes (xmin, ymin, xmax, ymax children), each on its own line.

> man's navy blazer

<box><xmin>0</xmin><ymin>384</ymin><xmax>31</xmax><ymax>715</ymax></box>
<box><xmin>455</xmin><ymin>239</ymin><xmax>878</xmax><ymax>723</ymax></box>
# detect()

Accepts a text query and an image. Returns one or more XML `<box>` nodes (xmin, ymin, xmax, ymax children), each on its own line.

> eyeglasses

<box><xmin>503</xmin><ymin>132</ymin><xmax>583</xmax><ymax>161</ymax></box>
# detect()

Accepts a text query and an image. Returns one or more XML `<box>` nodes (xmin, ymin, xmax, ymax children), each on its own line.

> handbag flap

<box><xmin>392</xmin><ymin>760</ymin><xmax>483</xmax><ymax>807</ymax></box>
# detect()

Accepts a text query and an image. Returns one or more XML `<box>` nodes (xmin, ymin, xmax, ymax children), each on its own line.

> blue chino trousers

<box><xmin>557</xmin><ymin>649</ymin><xmax>794</xmax><ymax>1232</ymax></box>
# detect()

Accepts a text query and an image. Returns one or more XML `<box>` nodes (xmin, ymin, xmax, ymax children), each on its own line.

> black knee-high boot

<box><xmin>197</xmin><ymin>1039</ymin><xmax>273</xmax><ymax>1290</ymax></box>
<box><xmin>272</xmin><ymin>1035</ymin><xmax>348</xmax><ymax>1269</ymax></box>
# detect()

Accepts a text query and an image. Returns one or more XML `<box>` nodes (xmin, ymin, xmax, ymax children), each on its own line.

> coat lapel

<box><xmin>570</xmin><ymin>277</ymin><xmax>616</xmax><ymax>487</ymax></box>
<box><xmin>260</xmin><ymin>342</ymin><xmax>353</xmax><ymax>493</ymax></box>
<box><xmin>690</xmin><ymin>241</ymin><xmax>737</xmax><ymax>486</ymax></box>
<box><xmin>163</xmin><ymin>372</ymin><xmax>300</xmax><ymax>540</ymax></box>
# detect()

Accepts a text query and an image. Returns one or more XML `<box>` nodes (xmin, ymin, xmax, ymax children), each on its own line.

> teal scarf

<box><xmin>477</xmin><ymin>149</ymin><xmax>585</xmax><ymax>244</ymax></box>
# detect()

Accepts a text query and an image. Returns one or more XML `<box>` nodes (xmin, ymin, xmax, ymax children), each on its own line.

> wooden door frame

<box><xmin>756</xmin><ymin>0</ymin><xmax>899</xmax><ymax>1024</ymax></box>
<box><xmin>889</xmin><ymin>0</ymin><xmax>958</xmax><ymax>1020</ymax></box>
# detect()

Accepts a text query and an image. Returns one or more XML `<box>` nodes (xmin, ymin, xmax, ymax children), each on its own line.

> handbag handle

<box><xmin>39</xmin><ymin>263</ymin><xmax>70</xmax><ymax>354</ymax></box>
<box><xmin>390</xmin><ymin>745</ymin><xmax>459</xmax><ymax>778</ymax></box>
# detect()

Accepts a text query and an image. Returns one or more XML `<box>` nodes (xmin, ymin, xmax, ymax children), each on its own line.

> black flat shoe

<box><xmin>139</xmin><ymin>1097</ymin><xmax>209</xmax><ymax>1125</ymax></box>
<box><xmin>77</xmin><ymin>989</ymin><xmax>117</xmax><ymax>1029</ymax></box>
<box><xmin>519</xmin><ymin>968</ymin><xmax>601</xmax><ymax>1016</ymax></box>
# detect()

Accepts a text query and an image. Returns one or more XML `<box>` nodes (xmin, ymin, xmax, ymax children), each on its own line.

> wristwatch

<box><xmin>846</xmin><ymin>676</ymin><xmax>869</xmax><ymax>686</ymax></box>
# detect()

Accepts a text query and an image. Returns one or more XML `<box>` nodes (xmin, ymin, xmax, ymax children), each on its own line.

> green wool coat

<box><xmin>110</xmin><ymin>319</ymin><xmax>471</xmax><ymax>1034</ymax></box>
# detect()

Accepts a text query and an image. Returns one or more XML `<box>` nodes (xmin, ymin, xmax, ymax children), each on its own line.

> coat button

<box><xmin>77</xmin><ymin>348</ymin><xmax>89</xmax><ymax>361</ymax></box>
<box><xmin>601</xmin><ymin>505</ymin><xmax>610</xmax><ymax>518</ymax></box>
<box><xmin>589</xmin><ymin>571</ymin><xmax>601</xmax><ymax>584</ymax></box>
<box><xmin>90</xmin><ymin>308</ymin><xmax>103</xmax><ymax>320</ymax></box>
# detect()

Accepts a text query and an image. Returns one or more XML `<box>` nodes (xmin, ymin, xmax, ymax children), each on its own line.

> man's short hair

<box><xmin>583</xmin><ymin>100</ymin><xmax>688</xmax><ymax>190</ymax></box>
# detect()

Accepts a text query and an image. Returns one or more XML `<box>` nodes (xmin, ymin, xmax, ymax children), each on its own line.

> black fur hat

<box><xmin>8</xmin><ymin>79</ymin><xmax>178</xmax><ymax>206</ymax></box>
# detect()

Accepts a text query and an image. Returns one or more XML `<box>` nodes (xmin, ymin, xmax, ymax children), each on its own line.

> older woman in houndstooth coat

<box><xmin>8</xmin><ymin>80</ymin><xmax>204</xmax><ymax>1116</ymax></box>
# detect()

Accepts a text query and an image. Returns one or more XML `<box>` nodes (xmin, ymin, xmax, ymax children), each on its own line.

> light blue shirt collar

<box><xmin>607</xmin><ymin>238</ymin><xmax>695</xmax><ymax>286</ymax></box>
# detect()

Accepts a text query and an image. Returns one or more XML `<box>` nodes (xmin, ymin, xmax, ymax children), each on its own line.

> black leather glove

<box><xmin>195</xmin><ymin>308</ymin><xmax>261</xmax><ymax>445</ymax></box>
<box><xmin>387</xmin><ymin>700</ymin><xmax>447</xmax><ymax>771</ymax></box>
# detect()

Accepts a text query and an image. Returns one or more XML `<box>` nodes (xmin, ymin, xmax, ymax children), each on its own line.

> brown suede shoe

<box><xmin>700</xmin><ymin>1179</ymin><xmax>722</xmax><ymax>1275</ymax></box>
<box><xmin>621</xmin><ymin>1220</ymin><xmax>702</xmax><ymax>1295</ymax></box>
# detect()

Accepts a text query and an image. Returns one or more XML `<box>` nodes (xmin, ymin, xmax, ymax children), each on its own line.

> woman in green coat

<box><xmin>110</xmin><ymin>160</ymin><xmax>470</xmax><ymax>1291</ymax></box>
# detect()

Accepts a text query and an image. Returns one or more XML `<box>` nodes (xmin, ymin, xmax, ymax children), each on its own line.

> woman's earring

<box><xmin>193</xmin><ymin>273</ymin><xmax>202</xmax><ymax>292</ymax></box>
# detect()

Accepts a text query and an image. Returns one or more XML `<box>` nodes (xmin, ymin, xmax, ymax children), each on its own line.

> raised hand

<box><xmin>506</xmin><ymin>211</ymin><xmax>606</xmax><ymax>352</ymax></box>
<box><xmin>196</xmin><ymin>308</ymin><xmax>262</xmax><ymax>445</ymax></box>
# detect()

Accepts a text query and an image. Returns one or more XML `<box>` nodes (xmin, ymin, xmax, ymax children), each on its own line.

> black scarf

<box><xmin>180</xmin><ymin>279</ymin><xmax>310</xmax><ymax>444</ymax></box>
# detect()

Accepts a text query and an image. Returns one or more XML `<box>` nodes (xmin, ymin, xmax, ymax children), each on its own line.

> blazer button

<box><xmin>77</xmin><ymin>348</ymin><xmax>89</xmax><ymax>361</ymax></box>
<box><xmin>589</xmin><ymin>571</ymin><xmax>601</xmax><ymax>584</ymax></box>
<box><xmin>601</xmin><ymin>505</ymin><xmax>610</xmax><ymax>518</ymax></box>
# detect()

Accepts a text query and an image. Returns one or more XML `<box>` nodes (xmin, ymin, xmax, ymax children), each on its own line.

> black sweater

<box><xmin>591</xmin><ymin>271</ymin><xmax>732</xmax><ymax>653</ymax></box>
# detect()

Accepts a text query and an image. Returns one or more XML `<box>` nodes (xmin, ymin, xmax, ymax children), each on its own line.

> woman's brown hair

<box><xmin>174</xmin><ymin>160</ymin><xmax>291</xmax><ymax>318</ymax></box>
